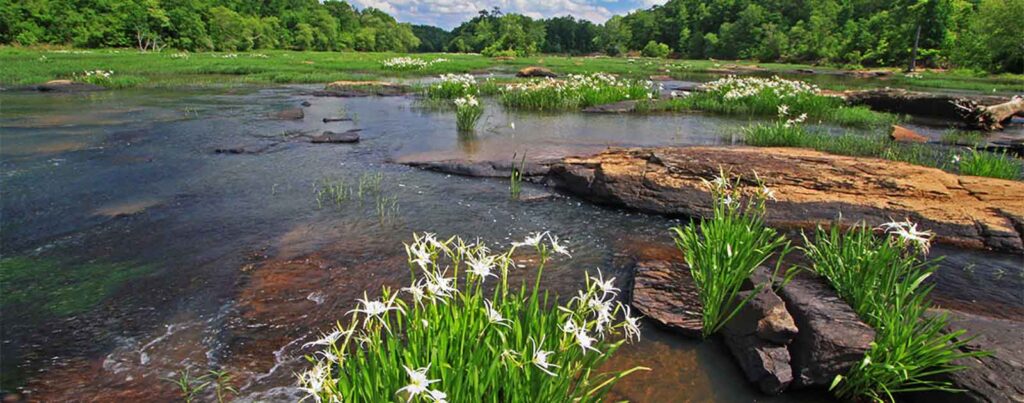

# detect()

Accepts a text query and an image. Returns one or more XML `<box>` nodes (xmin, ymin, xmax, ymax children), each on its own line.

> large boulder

<box><xmin>722</xmin><ymin>287</ymin><xmax>798</xmax><ymax>394</ymax></box>
<box><xmin>516</xmin><ymin>67</ymin><xmax>557</xmax><ymax>78</ymax></box>
<box><xmin>909</xmin><ymin>310</ymin><xmax>1024</xmax><ymax>403</ymax></box>
<box><xmin>545</xmin><ymin>147</ymin><xmax>1024</xmax><ymax>253</ymax></box>
<box><xmin>775</xmin><ymin>274</ymin><xmax>875</xmax><ymax>388</ymax></box>
<box><xmin>629</xmin><ymin>259</ymin><xmax>703</xmax><ymax>338</ymax></box>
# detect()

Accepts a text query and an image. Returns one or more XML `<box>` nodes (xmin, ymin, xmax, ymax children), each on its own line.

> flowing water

<box><xmin>1</xmin><ymin>86</ymin><xmax>1020</xmax><ymax>402</ymax></box>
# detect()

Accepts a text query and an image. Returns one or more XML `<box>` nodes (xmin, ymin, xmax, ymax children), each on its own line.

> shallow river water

<box><xmin>1</xmin><ymin>86</ymin><xmax>1020</xmax><ymax>402</ymax></box>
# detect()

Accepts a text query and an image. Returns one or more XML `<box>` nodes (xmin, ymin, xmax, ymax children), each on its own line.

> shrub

<box><xmin>803</xmin><ymin>223</ymin><xmax>983</xmax><ymax>401</ymax></box>
<box><xmin>670</xmin><ymin>172</ymin><xmax>792</xmax><ymax>338</ymax></box>
<box><xmin>297</xmin><ymin>233</ymin><xmax>647</xmax><ymax>402</ymax></box>
<box><xmin>641</xmin><ymin>41</ymin><xmax>670</xmax><ymax>58</ymax></box>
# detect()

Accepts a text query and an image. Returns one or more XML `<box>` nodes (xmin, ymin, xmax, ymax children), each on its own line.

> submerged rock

<box><xmin>322</xmin><ymin>117</ymin><xmax>352</xmax><ymax>123</ymax></box>
<box><xmin>582</xmin><ymin>100</ymin><xmax>638</xmax><ymax>114</ymax></box>
<box><xmin>401</xmin><ymin>159</ymin><xmax>552</xmax><ymax>179</ymax></box>
<box><xmin>775</xmin><ymin>274</ymin><xmax>875</xmax><ymax>388</ymax></box>
<box><xmin>722</xmin><ymin>287</ymin><xmax>798</xmax><ymax>394</ymax></box>
<box><xmin>310</xmin><ymin>129</ymin><xmax>360</xmax><ymax>144</ymax></box>
<box><xmin>516</xmin><ymin>67</ymin><xmax>557</xmax><ymax>78</ymax></box>
<box><xmin>315</xmin><ymin>81</ymin><xmax>409</xmax><ymax>97</ymax></box>
<box><xmin>546</xmin><ymin>147</ymin><xmax>1024</xmax><ymax>252</ymax></box>
<box><xmin>908</xmin><ymin>310</ymin><xmax>1024</xmax><ymax>403</ymax></box>
<box><xmin>271</xmin><ymin>108</ymin><xmax>304</xmax><ymax>120</ymax></box>
<box><xmin>5</xmin><ymin>79</ymin><xmax>107</xmax><ymax>92</ymax></box>
<box><xmin>630</xmin><ymin>259</ymin><xmax>703</xmax><ymax>338</ymax></box>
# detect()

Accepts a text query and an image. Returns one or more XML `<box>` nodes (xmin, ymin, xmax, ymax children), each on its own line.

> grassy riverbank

<box><xmin>2</xmin><ymin>47</ymin><xmax>1022</xmax><ymax>92</ymax></box>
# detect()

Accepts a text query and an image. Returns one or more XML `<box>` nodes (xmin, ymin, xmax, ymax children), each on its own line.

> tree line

<box><xmin>1</xmin><ymin>0</ymin><xmax>1021</xmax><ymax>73</ymax></box>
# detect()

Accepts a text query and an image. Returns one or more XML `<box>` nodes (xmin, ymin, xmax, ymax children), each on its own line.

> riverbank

<box><xmin>2</xmin><ymin>47</ymin><xmax>1023</xmax><ymax>93</ymax></box>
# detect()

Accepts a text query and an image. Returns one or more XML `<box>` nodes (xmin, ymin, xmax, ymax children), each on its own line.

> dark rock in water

<box><xmin>722</xmin><ymin>287</ymin><xmax>798</xmax><ymax>394</ymax></box>
<box><xmin>775</xmin><ymin>274</ymin><xmax>875</xmax><ymax>388</ymax></box>
<box><xmin>314</xmin><ymin>81</ymin><xmax>409</xmax><ymax>97</ymax></box>
<box><xmin>795</xmin><ymin>68</ymin><xmax>816</xmax><ymax>74</ymax></box>
<box><xmin>272</xmin><ymin>108</ymin><xmax>304</xmax><ymax>120</ymax></box>
<box><xmin>214</xmin><ymin>143</ymin><xmax>277</xmax><ymax>155</ymax></box>
<box><xmin>908</xmin><ymin>310</ymin><xmax>1024</xmax><ymax>403</ymax></box>
<box><xmin>516</xmin><ymin>67</ymin><xmax>557</xmax><ymax>78</ymax></box>
<box><xmin>402</xmin><ymin>159</ymin><xmax>552</xmax><ymax>179</ymax></box>
<box><xmin>5</xmin><ymin>79</ymin><xmax>106</xmax><ymax>92</ymax></box>
<box><xmin>583</xmin><ymin>100</ymin><xmax>638</xmax><ymax>114</ymax></box>
<box><xmin>890</xmin><ymin>125</ymin><xmax>930</xmax><ymax>143</ymax></box>
<box><xmin>630</xmin><ymin>259</ymin><xmax>703</xmax><ymax>338</ymax></box>
<box><xmin>300</xmin><ymin>101</ymin><xmax>312</xmax><ymax>107</ymax></box>
<box><xmin>322</xmin><ymin>117</ymin><xmax>352</xmax><ymax>123</ymax></box>
<box><xmin>310</xmin><ymin>130</ymin><xmax>360</xmax><ymax>144</ymax></box>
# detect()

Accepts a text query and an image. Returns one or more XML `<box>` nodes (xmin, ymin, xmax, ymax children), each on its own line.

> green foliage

<box><xmin>425</xmin><ymin>74</ymin><xmax>479</xmax><ymax>100</ymax></box>
<box><xmin>803</xmin><ymin>224</ymin><xmax>983</xmax><ymax>401</ymax></box>
<box><xmin>500</xmin><ymin>73</ymin><xmax>654</xmax><ymax>111</ymax></box>
<box><xmin>510</xmin><ymin>153</ymin><xmax>526</xmax><ymax>200</ymax></box>
<box><xmin>940</xmin><ymin>129</ymin><xmax>986</xmax><ymax>146</ymax></box>
<box><xmin>453</xmin><ymin>95</ymin><xmax>483</xmax><ymax>132</ymax></box>
<box><xmin>956</xmin><ymin>149</ymin><xmax>1023</xmax><ymax>180</ymax></box>
<box><xmin>670</xmin><ymin>173</ymin><xmax>792</xmax><ymax>338</ymax></box>
<box><xmin>949</xmin><ymin>0</ymin><xmax>1024</xmax><ymax>73</ymax></box>
<box><xmin>297</xmin><ymin>233</ymin><xmax>647</xmax><ymax>402</ymax></box>
<box><xmin>450</xmin><ymin>11</ymin><xmax>545</xmax><ymax>57</ymax></box>
<box><xmin>0</xmin><ymin>257</ymin><xmax>153</xmax><ymax>317</ymax></box>
<box><xmin>641</xmin><ymin>41</ymin><xmax>670</xmax><ymax>58</ymax></box>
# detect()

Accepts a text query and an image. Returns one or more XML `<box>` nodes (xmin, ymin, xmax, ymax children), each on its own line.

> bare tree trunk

<box><xmin>954</xmin><ymin>96</ymin><xmax>1024</xmax><ymax>131</ymax></box>
<box><xmin>907</xmin><ymin>25</ymin><xmax>920</xmax><ymax>72</ymax></box>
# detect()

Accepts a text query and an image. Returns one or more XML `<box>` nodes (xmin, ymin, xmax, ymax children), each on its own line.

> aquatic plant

<box><xmin>500</xmin><ymin>73</ymin><xmax>656</xmax><ymax>111</ymax></box>
<box><xmin>670</xmin><ymin>172</ymin><xmax>793</xmax><ymax>338</ymax></box>
<box><xmin>426</xmin><ymin>74</ymin><xmax>478</xmax><ymax>100</ymax></box>
<box><xmin>298</xmin><ymin>232</ymin><xmax>647</xmax><ymax>402</ymax></box>
<box><xmin>802</xmin><ymin>223</ymin><xmax>983</xmax><ymax>402</ymax></box>
<box><xmin>454</xmin><ymin>95</ymin><xmax>483</xmax><ymax>132</ymax></box>
<box><xmin>380</xmin><ymin>57</ymin><xmax>446</xmax><ymax>71</ymax></box>
<box><xmin>955</xmin><ymin>148</ymin><xmax>1022</xmax><ymax>180</ymax></box>
<box><xmin>940</xmin><ymin>129</ymin><xmax>986</xmax><ymax>146</ymax></box>
<box><xmin>509</xmin><ymin>152</ymin><xmax>526</xmax><ymax>200</ymax></box>
<box><xmin>164</xmin><ymin>369</ymin><xmax>211</xmax><ymax>403</ymax></box>
<box><xmin>77</xmin><ymin>69</ymin><xmax>115</xmax><ymax>86</ymax></box>
<box><xmin>655</xmin><ymin>76</ymin><xmax>898</xmax><ymax>127</ymax></box>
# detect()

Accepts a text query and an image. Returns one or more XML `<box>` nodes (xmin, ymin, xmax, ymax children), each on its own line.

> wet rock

<box><xmin>6</xmin><ymin>80</ymin><xmax>107</xmax><ymax>92</ymax></box>
<box><xmin>583</xmin><ymin>100</ymin><xmax>638</xmax><ymax>114</ymax></box>
<box><xmin>272</xmin><ymin>108</ymin><xmax>304</xmax><ymax>120</ymax></box>
<box><xmin>890</xmin><ymin>125</ymin><xmax>930</xmax><ymax>143</ymax></box>
<box><xmin>630</xmin><ymin>259</ymin><xmax>703</xmax><ymax>338</ymax></box>
<box><xmin>300</xmin><ymin>100</ymin><xmax>312</xmax><ymax>107</ymax></box>
<box><xmin>516</xmin><ymin>67</ymin><xmax>557</xmax><ymax>78</ymax></box>
<box><xmin>322</xmin><ymin>117</ymin><xmax>352</xmax><ymax>123</ymax></box>
<box><xmin>314</xmin><ymin>81</ymin><xmax>409</xmax><ymax>97</ymax></box>
<box><xmin>402</xmin><ymin>159</ymin><xmax>553</xmax><ymax>179</ymax></box>
<box><xmin>650</xmin><ymin>75</ymin><xmax>673</xmax><ymax>81</ymax></box>
<box><xmin>795</xmin><ymin>68</ymin><xmax>816</xmax><ymax>74</ymax></box>
<box><xmin>839</xmin><ymin>88</ymin><xmax>1010</xmax><ymax>119</ymax></box>
<box><xmin>722</xmin><ymin>287</ymin><xmax>797</xmax><ymax>394</ymax></box>
<box><xmin>908</xmin><ymin>310</ymin><xmax>1024</xmax><ymax>403</ymax></box>
<box><xmin>546</xmin><ymin>147</ymin><xmax>1024</xmax><ymax>252</ymax></box>
<box><xmin>775</xmin><ymin>274</ymin><xmax>875</xmax><ymax>388</ymax></box>
<box><xmin>235</xmin><ymin>387</ymin><xmax>309</xmax><ymax>403</ymax></box>
<box><xmin>214</xmin><ymin>143</ymin><xmax>277</xmax><ymax>155</ymax></box>
<box><xmin>310</xmin><ymin>130</ymin><xmax>361</xmax><ymax>144</ymax></box>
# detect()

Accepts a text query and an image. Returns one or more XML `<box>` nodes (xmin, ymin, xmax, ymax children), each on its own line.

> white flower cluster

<box><xmin>249</xmin><ymin>53</ymin><xmax>269</xmax><ymax>59</ymax></box>
<box><xmin>381</xmin><ymin>57</ymin><xmax>446</xmax><ymax>70</ymax></box>
<box><xmin>453</xmin><ymin>95</ymin><xmax>479</xmax><ymax>108</ymax></box>
<box><xmin>218</xmin><ymin>53</ymin><xmax>238</xmax><ymax>59</ymax></box>
<box><xmin>877</xmin><ymin>220</ymin><xmax>934</xmax><ymax>254</ymax></box>
<box><xmin>82</xmin><ymin>70</ymin><xmax>113</xmax><ymax>79</ymax></box>
<box><xmin>437</xmin><ymin>73</ymin><xmax>476</xmax><ymax>88</ymax></box>
<box><xmin>777</xmin><ymin>104</ymin><xmax>808</xmax><ymax>127</ymax></box>
<box><xmin>704</xmin><ymin>75</ymin><xmax>819</xmax><ymax>100</ymax></box>
<box><xmin>169</xmin><ymin>52</ymin><xmax>190</xmax><ymax>59</ymax></box>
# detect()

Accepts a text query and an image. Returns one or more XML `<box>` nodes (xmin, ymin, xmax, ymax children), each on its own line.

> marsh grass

<box><xmin>670</xmin><ymin>173</ymin><xmax>793</xmax><ymax>338</ymax></box>
<box><xmin>298</xmin><ymin>233</ymin><xmax>647</xmax><ymax>402</ymax></box>
<box><xmin>802</xmin><ymin>225</ymin><xmax>984</xmax><ymax>401</ymax></box>
<box><xmin>509</xmin><ymin>153</ymin><xmax>526</xmax><ymax>200</ymax></box>
<box><xmin>940</xmin><ymin>129</ymin><xmax>986</xmax><ymax>146</ymax></box>
<box><xmin>454</xmin><ymin>95</ymin><xmax>483</xmax><ymax>132</ymax></box>
<box><xmin>956</xmin><ymin>148</ymin><xmax>1022</xmax><ymax>180</ymax></box>
<box><xmin>425</xmin><ymin>74</ymin><xmax>478</xmax><ymax>100</ymax></box>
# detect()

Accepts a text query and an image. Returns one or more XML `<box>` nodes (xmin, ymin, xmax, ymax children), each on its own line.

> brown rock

<box><xmin>775</xmin><ymin>274</ymin><xmax>875</xmax><ymax>388</ymax></box>
<box><xmin>316</xmin><ymin>81</ymin><xmax>408</xmax><ymax>97</ymax></box>
<box><xmin>909</xmin><ymin>310</ymin><xmax>1024</xmax><ymax>403</ymax></box>
<box><xmin>890</xmin><ymin>125</ymin><xmax>929</xmax><ymax>143</ymax></box>
<box><xmin>516</xmin><ymin>67</ymin><xmax>557</xmax><ymax>78</ymax></box>
<box><xmin>722</xmin><ymin>287</ymin><xmax>798</xmax><ymax>394</ymax></box>
<box><xmin>630</xmin><ymin>259</ymin><xmax>703</xmax><ymax>338</ymax></box>
<box><xmin>272</xmin><ymin>108</ymin><xmax>304</xmax><ymax>120</ymax></box>
<box><xmin>310</xmin><ymin>130</ymin><xmax>360</xmax><ymax>144</ymax></box>
<box><xmin>649</xmin><ymin>75</ymin><xmax>673</xmax><ymax>81</ymax></box>
<box><xmin>546</xmin><ymin>147</ymin><xmax>1024</xmax><ymax>252</ymax></box>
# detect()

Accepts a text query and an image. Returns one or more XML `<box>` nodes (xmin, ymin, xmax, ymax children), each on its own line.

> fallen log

<box><xmin>953</xmin><ymin>95</ymin><xmax>1024</xmax><ymax>131</ymax></box>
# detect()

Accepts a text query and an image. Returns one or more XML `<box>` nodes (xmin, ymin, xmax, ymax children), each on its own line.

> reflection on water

<box><xmin>1</xmin><ymin>86</ymin><xmax>1019</xmax><ymax>401</ymax></box>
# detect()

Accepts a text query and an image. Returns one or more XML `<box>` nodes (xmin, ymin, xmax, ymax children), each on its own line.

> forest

<box><xmin>1</xmin><ymin>0</ymin><xmax>1022</xmax><ymax>73</ymax></box>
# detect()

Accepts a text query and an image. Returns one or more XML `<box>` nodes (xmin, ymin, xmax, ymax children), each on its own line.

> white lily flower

<box><xmin>396</xmin><ymin>365</ymin><xmax>438</xmax><ymax>401</ymax></box>
<box><xmin>467</xmin><ymin>253</ymin><xmax>497</xmax><ymax>280</ymax></box>
<box><xmin>592</xmin><ymin>269</ymin><xmax>620</xmax><ymax>298</ymax></box>
<box><xmin>512</xmin><ymin>231</ymin><xmax>548</xmax><ymax>248</ymax></box>
<box><xmin>620</xmin><ymin>303</ymin><xmax>642</xmax><ymax>342</ymax></box>
<box><xmin>530</xmin><ymin>338</ymin><xmax>560</xmax><ymax>376</ymax></box>
<box><xmin>484</xmin><ymin>300</ymin><xmax>510</xmax><ymax>328</ymax></box>
<box><xmin>877</xmin><ymin>220</ymin><xmax>934</xmax><ymax>254</ymax></box>
<box><xmin>427</xmin><ymin>389</ymin><xmax>448</xmax><ymax>403</ymax></box>
<box><xmin>547</xmin><ymin>234</ymin><xmax>571</xmax><ymax>257</ymax></box>
<box><xmin>574</xmin><ymin>328</ymin><xmax>601</xmax><ymax>354</ymax></box>
<box><xmin>302</xmin><ymin>329</ymin><xmax>349</xmax><ymax>349</ymax></box>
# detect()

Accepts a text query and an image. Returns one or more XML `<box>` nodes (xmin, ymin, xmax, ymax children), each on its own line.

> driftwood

<box><xmin>953</xmin><ymin>95</ymin><xmax>1024</xmax><ymax>131</ymax></box>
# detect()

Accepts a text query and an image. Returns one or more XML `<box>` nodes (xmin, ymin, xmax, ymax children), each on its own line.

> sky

<box><xmin>346</xmin><ymin>0</ymin><xmax>667</xmax><ymax>29</ymax></box>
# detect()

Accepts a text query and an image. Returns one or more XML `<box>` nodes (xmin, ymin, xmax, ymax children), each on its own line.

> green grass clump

<box><xmin>940</xmin><ymin>129</ymin><xmax>987</xmax><ymax>146</ymax></box>
<box><xmin>671</xmin><ymin>172</ymin><xmax>792</xmax><ymax>338</ymax></box>
<box><xmin>802</xmin><ymin>224</ymin><xmax>983</xmax><ymax>402</ymax></box>
<box><xmin>298</xmin><ymin>233</ymin><xmax>647</xmax><ymax>402</ymax></box>
<box><xmin>454</xmin><ymin>95</ymin><xmax>483</xmax><ymax>132</ymax></box>
<box><xmin>956</xmin><ymin>148</ymin><xmax>1022</xmax><ymax>180</ymax></box>
<box><xmin>741</xmin><ymin>123</ymin><xmax>1022</xmax><ymax>180</ymax></box>
<box><xmin>655</xmin><ymin>76</ymin><xmax>899</xmax><ymax>127</ymax></box>
<box><xmin>0</xmin><ymin>257</ymin><xmax>153</xmax><ymax>317</ymax></box>
<box><xmin>500</xmin><ymin>73</ymin><xmax>654</xmax><ymax>111</ymax></box>
<box><xmin>425</xmin><ymin>73</ymin><xmax>479</xmax><ymax>100</ymax></box>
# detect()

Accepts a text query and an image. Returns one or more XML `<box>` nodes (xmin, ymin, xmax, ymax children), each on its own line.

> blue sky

<box><xmin>347</xmin><ymin>0</ymin><xmax>666</xmax><ymax>29</ymax></box>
